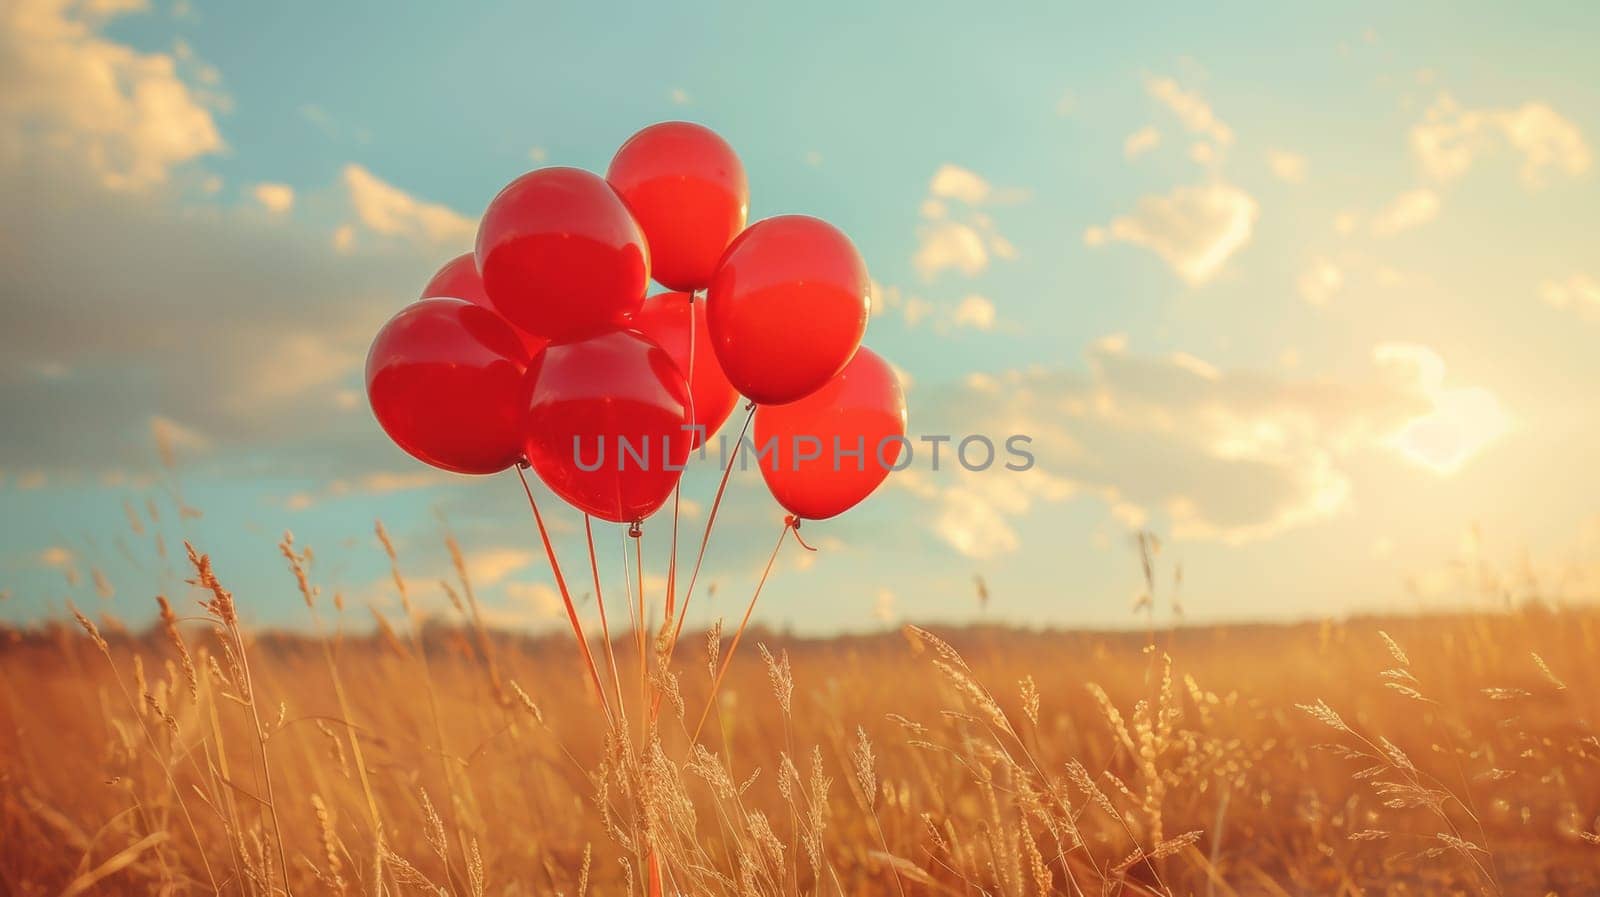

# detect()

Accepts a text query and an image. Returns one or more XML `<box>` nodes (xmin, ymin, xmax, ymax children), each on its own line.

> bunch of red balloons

<box><xmin>366</xmin><ymin>121</ymin><xmax>907</xmax><ymax>526</ymax></box>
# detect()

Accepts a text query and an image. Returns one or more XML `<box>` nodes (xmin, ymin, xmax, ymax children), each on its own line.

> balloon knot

<box><xmin>628</xmin><ymin>520</ymin><xmax>643</xmax><ymax>539</ymax></box>
<box><xmin>785</xmin><ymin>516</ymin><xmax>818</xmax><ymax>552</ymax></box>
<box><xmin>517</xmin><ymin>457</ymin><xmax>531</xmax><ymax>470</ymax></box>
<box><xmin>744</xmin><ymin>400</ymin><xmax>756</xmax><ymax>411</ymax></box>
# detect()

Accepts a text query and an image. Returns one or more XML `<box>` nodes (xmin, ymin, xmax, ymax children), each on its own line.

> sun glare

<box><xmin>1390</xmin><ymin>385</ymin><xmax>1510</xmax><ymax>475</ymax></box>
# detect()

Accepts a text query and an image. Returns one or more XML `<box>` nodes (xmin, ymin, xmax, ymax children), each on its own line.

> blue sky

<box><xmin>3</xmin><ymin>0</ymin><xmax>1599</xmax><ymax>635</ymax></box>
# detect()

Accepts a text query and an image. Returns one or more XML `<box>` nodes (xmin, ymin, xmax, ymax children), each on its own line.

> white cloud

<box><xmin>225</xmin><ymin>325</ymin><xmax>371</xmax><ymax>413</ymax></box>
<box><xmin>914</xmin><ymin>471</ymin><xmax>1075</xmax><ymax>560</ymax></box>
<box><xmin>1298</xmin><ymin>258</ymin><xmax>1343</xmax><ymax>306</ymax></box>
<box><xmin>873</xmin><ymin>283</ymin><xmax>1000</xmax><ymax>333</ymax></box>
<box><xmin>251</xmin><ymin>182</ymin><xmax>294</xmax><ymax>213</ymax></box>
<box><xmin>1369</xmin><ymin>188</ymin><xmax>1440</xmax><ymax>237</ymax></box>
<box><xmin>1084</xmin><ymin>182</ymin><xmax>1258</xmax><ymax>285</ymax></box>
<box><xmin>1123</xmin><ymin>126</ymin><xmax>1161</xmax><ymax>159</ymax></box>
<box><xmin>951</xmin><ymin>295</ymin><xmax>996</xmax><ymax>330</ymax></box>
<box><xmin>1267</xmin><ymin>149</ymin><xmax>1307</xmax><ymax>183</ymax></box>
<box><xmin>928</xmin><ymin>164</ymin><xmax>992</xmax><ymax>205</ymax></box>
<box><xmin>0</xmin><ymin>0</ymin><xmax>223</xmax><ymax>190</ymax></box>
<box><xmin>341</xmin><ymin>164</ymin><xmax>475</xmax><ymax>246</ymax></box>
<box><xmin>1412</xmin><ymin>93</ymin><xmax>1591</xmax><ymax>187</ymax></box>
<box><xmin>483</xmin><ymin>581</ymin><xmax>565</xmax><ymax>629</ymax></box>
<box><xmin>1540</xmin><ymin>274</ymin><xmax>1600</xmax><ymax>320</ymax></box>
<box><xmin>1146</xmin><ymin>76</ymin><xmax>1234</xmax><ymax>147</ymax></box>
<box><xmin>0</xmin><ymin>149</ymin><xmax>445</xmax><ymax>476</ymax></box>
<box><xmin>461</xmin><ymin>548</ymin><xmax>535</xmax><ymax>587</ymax></box>
<box><xmin>0</xmin><ymin>66</ymin><xmax>471</xmax><ymax>483</ymax></box>
<box><xmin>913</xmin><ymin>166</ymin><xmax>1020</xmax><ymax>281</ymax></box>
<box><xmin>669</xmin><ymin>87</ymin><xmax>690</xmax><ymax>105</ymax></box>
<box><xmin>913</xmin><ymin>221</ymin><xmax>990</xmax><ymax>279</ymax></box>
<box><xmin>909</xmin><ymin>338</ymin><xmax>1503</xmax><ymax>553</ymax></box>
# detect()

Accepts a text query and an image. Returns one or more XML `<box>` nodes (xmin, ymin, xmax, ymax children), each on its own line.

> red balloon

<box><xmin>607</xmin><ymin>122</ymin><xmax>748</xmax><ymax>292</ymax></box>
<box><xmin>632</xmin><ymin>291</ymin><xmax>739</xmax><ymax>448</ymax></box>
<box><xmin>420</xmin><ymin>252</ymin><xmax>491</xmax><ymax>305</ymax></box>
<box><xmin>367</xmin><ymin>298</ymin><xmax>532</xmax><ymax>475</ymax></box>
<box><xmin>707</xmin><ymin>215</ymin><xmax>870</xmax><ymax>405</ymax></box>
<box><xmin>476</xmin><ymin>167</ymin><xmax>650</xmax><ymax>341</ymax></box>
<box><xmin>420</xmin><ymin>253</ymin><xmax>548</xmax><ymax>356</ymax></box>
<box><xmin>523</xmin><ymin>327</ymin><xmax>692</xmax><ymax>523</ymax></box>
<box><xmin>753</xmin><ymin>347</ymin><xmax>907</xmax><ymax>520</ymax></box>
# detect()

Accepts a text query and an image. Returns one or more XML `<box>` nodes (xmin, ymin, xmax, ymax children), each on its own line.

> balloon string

<box><xmin>664</xmin><ymin>289</ymin><xmax>695</xmax><ymax>631</ymax></box>
<box><xmin>585</xmin><ymin>514</ymin><xmax>628</xmax><ymax>730</ymax></box>
<box><xmin>632</xmin><ymin>523</ymin><xmax>647</xmax><ymax>746</ymax></box>
<box><xmin>656</xmin><ymin>403</ymin><xmax>753</xmax><ymax>688</ymax></box>
<box><xmin>675</xmin><ymin>405</ymin><xmax>753</xmax><ymax>637</ymax></box>
<box><xmin>684</xmin><ymin>289</ymin><xmax>699</xmax><ymax>455</ymax></box>
<box><xmin>649</xmin><ymin>286</ymin><xmax>695</xmax><ymax>897</ymax></box>
<box><xmin>651</xmin><ymin>400</ymin><xmax>753</xmax><ymax>724</ymax></box>
<box><xmin>691</xmin><ymin>516</ymin><xmax>792</xmax><ymax>743</ymax></box>
<box><xmin>515</xmin><ymin>465</ymin><xmax>614</xmax><ymax>730</ymax></box>
<box><xmin>665</xmin><ymin>484</ymin><xmax>679</xmax><ymax>628</ymax></box>
<box><xmin>618</xmin><ymin>527</ymin><xmax>641</xmax><ymax>699</ymax></box>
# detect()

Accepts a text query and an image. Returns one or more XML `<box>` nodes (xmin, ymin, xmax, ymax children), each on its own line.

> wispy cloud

<box><xmin>251</xmin><ymin>182</ymin><xmax>295</xmax><ymax>213</ymax></box>
<box><xmin>1084</xmin><ymin>182</ymin><xmax>1258</xmax><ymax>285</ymax></box>
<box><xmin>913</xmin><ymin>165</ymin><xmax>1021</xmax><ymax>280</ymax></box>
<box><xmin>873</xmin><ymin>283</ymin><xmax>1002</xmax><ymax>334</ymax></box>
<box><xmin>1298</xmin><ymin>257</ymin><xmax>1343</xmax><ymax>306</ymax></box>
<box><xmin>1368</xmin><ymin>188</ymin><xmax>1441</xmax><ymax>237</ymax></box>
<box><xmin>908</xmin><ymin>337</ymin><xmax>1503</xmax><ymax>554</ymax></box>
<box><xmin>1540</xmin><ymin>274</ymin><xmax>1600</xmax><ymax>320</ymax></box>
<box><xmin>481</xmin><ymin>581</ymin><xmax>565</xmax><ymax>629</ymax></box>
<box><xmin>1412</xmin><ymin>93</ymin><xmax>1591</xmax><ymax>187</ymax></box>
<box><xmin>460</xmin><ymin>548</ymin><xmax>536</xmax><ymax>587</ymax></box>
<box><xmin>1123</xmin><ymin>126</ymin><xmax>1161</xmax><ymax>159</ymax></box>
<box><xmin>1266</xmin><ymin>149</ymin><xmax>1307</xmax><ymax>183</ymax></box>
<box><xmin>1146</xmin><ymin>76</ymin><xmax>1234</xmax><ymax>148</ymax></box>
<box><xmin>341</xmin><ymin>164</ymin><xmax>476</xmax><ymax>247</ymax></box>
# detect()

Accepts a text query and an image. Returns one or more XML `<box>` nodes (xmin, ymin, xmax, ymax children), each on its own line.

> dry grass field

<box><xmin>3</xmin><ymin>535</ymin><xmax>1599</xmax><ymax>897</ymax></box>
